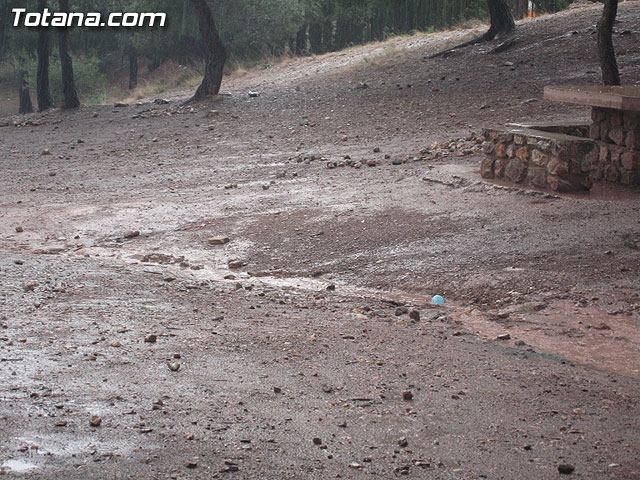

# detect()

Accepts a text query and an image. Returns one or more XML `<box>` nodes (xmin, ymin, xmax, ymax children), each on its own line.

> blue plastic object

<box><xmin>431</xmin><ymin>295</ymin><xmax>445</xmax><ymax>305</ymax></box>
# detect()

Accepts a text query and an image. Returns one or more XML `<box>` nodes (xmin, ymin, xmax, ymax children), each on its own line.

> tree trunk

<box><xmin>36</xmin><ymin>0</ymin><xmax>54</xmax><ymax>111</ymax></box>
<box><xmin>309</xmin><ymin>23</ymin><xmax>323</xmax><ymax>54</ymax></box>
<box><xmin>485</xmin><ymin>0</ymin><xmax>516</xmax><ymax>40</ymax></box>
<box><xmin>188</xmin><ymin>0</ymin><xmax>226</xmax><ymax>102</ymax></box>
<box><xmin>57</xmin><ymin>0</ymin><xmax>80</xmax><ymax>109</ymax></box>
<box><xmin>19</xmin><ymin>70</ymin><xmax>34</xmax><ymax>114</ymax></box>
<box><xmin>294</xmin><ymin>24</ymin><xmax>307</xmax><ymax>55</ymax></box>
<box><xmin>129</xmin><ymin>49</ymin><xmax>138</xmax><ymax>90</ymax></box>
<box><xmin>429</xmin><ymin>0</ymin><xmax>515</xmax><ymax>58</ymax></box>
<box><xmin>597</xmin><ymin>0</ymin><xmax>620</xmax><ymax>86</ymax></box>
<box><xmin>322</xmin><ymin>20</ymin><xmax>333</xmax><ymax>52</ymax></box>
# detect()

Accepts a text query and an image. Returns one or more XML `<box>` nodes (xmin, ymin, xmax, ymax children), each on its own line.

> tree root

<box><xmin>427</xmin><ymin>27</ymin><xmax>514</xmax><ymax>59</ymax></box>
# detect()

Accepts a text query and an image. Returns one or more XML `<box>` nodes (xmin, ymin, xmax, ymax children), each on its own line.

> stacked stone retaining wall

<box><xmin>481</xmin><ymin>128</ymin><xmax>594</xmax><ymax>192</ymax></box>
<box><xmin>588</xmin><ymin>107</ymin><xmax>640</xmax><ymax>185</ymax></box>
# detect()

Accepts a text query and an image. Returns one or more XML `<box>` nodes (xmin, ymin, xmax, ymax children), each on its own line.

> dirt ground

<box><xmin>1</xmin><ymin>3</ymin><xmax>640</xmax><ymax>479</ymax></box>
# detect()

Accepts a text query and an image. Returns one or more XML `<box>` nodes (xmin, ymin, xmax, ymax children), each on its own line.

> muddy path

<box><xmin>1</xmin><ymin>2</ymin><xmax>640</xmax><ymax>478</ymax></box>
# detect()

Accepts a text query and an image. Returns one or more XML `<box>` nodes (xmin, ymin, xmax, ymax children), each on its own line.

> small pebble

<box><xmin>558</xmin><ymin>464</ymin><xmax>575</xmax><ymax>475</ymax></box>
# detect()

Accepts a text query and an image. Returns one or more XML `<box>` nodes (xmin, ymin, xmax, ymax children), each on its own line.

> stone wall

<box><xmin>481</xmin><ymin>128</ymin><xmax>595</xmax><ymax>192</ymax></box>
<box><xmin>588</xmin><ymin>107</ymin><xmax>640</xmax><ymax>185</ymax></box>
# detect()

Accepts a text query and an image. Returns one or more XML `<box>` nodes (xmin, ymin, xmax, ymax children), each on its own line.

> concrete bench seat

<box><xmin>506</xmin><ymin>120</ymin><xmax>591</xmax><ymax>138</ymax></box>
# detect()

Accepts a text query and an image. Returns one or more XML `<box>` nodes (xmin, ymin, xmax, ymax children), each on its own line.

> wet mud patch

<box><xmin>216</xmin><ymin>207</ymin><xmax>468</xmax><ymax>277</ymax></box>
<box><xmin>454</xmin><ymin>300</ymin><xmax>640</xmax><ymax>376</ymax></box>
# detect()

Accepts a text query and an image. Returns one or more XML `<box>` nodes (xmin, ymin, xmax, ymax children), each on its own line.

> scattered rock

<box><xmin>395</xmin><ymin>306</ymin><xmax>409</xmax><ymax>316</ymax></box>
<box><xmin>312</xmin><ymin>437</ymin><xmax>322</xmax><ymax>445</ymax></box>
<box><xmin>248</xmin><ymin>91</ymin><xmax>260</xmax><ymax>97</ymax></box>
<box><xmin>326</xmin><ymin>284</ymin><xmax>336</xmax><ymax>291</ymax></box>
<box><xmin>208</xmin><ymin>236</ymin><xmax>230</xmax><ymax>245</ymax></box>
<box><xmin>394</xmin><ymin>465</ymin><xmax>411</xmax><ymax>475</ymax></box>
<box><xmin>15</xmin><ymin>226</ymin><xmax>23</xmax><ymax>233</ymax></box>
<box><xmin>185</xmin><ymin>460</ymin><xmax>198</xmax><ymax>469</ymax></box>
<box><xmin>168</xmin><ymin>362</ymin><xmax>181</xmax><ymax>372</ymax></box>
<box><xmin>373</xmin><ymin>147</ymin><xmax>381</xmax><ymax>153</ymax></box>
<box><xmin>89</xmin><ymin>415</ymin><xmax>102</xmax><ymax>427</ymax></box>
<box><xmin>123</xmin><ymin>230</ymin><xmax>140</xmax><ymax>239</ymax></box>
<box><xmin>144</xmin><ymin>334</ymin><xmax>157</xmax><ymax>344</ymax></box>
<box><xmin>221</xmin><ymin>460</ymin><xmax>239</xmax><ymax>472</ymax></box>
<box><xmin>228</xmin><ymin>260</ymin><xmax>245</xmax><ymax>269</ymax></box>
<box><xmin>55</xmin><ymin>420</ymin><xmax>68</xmax><ymax>427</ymax></box>
<box><xmin>497</xmin><ymin>333</ymin><xmax>511</xmax><ymax>341</ymax></box>
<box><xmin>409</xmin><ymin>310</ymin><xmax>421</xmax><ymax>322</ymax></box>
<box><xmin>398</xmin><ymin>436</ymin><xmax>408</xmax><ymax>448</ymax></box>
<box><xmin>273</xmin><ymin>386</ymin><xmax>282</xmax><ymax>394</ymax></box>
<box><xmin>558</xmin><ymin>464</ymin><xmax>575</xmax><ymax>475</ymax></box>
<box><xmin>402</xmin><ymin>390</ymin><xmax>414</xmax><ymax>401</ymax></box>
<box><xmin>154</xmin><ymin>98</ymin><xmax>169</xmax><ymax>105</ymax></box>
<box><xmin>592</xmin><ymin>323</ymin><xmax>611</xmax><ymax>331</ymax></box>
<box><xmin>41</xmin><ymin>149</ymin><xmax>51</xmax><ymax>155</ymax></box>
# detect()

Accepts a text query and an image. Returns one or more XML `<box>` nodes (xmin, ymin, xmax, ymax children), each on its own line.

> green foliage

<box><xmin>216</xmin><ymin>0</ymin><xmax>306</xmax><ymax>59</ymax></box>
<box><xmin>3</xmin><ymin>51</ymin><xmax>108</xmax><ymax>104</ymax></box>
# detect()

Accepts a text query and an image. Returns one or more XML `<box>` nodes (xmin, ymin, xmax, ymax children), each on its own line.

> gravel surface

<box><xmin>1</xmin><ymin>3</ymin><xmax>639</xmax><ymax>478</ymax></box>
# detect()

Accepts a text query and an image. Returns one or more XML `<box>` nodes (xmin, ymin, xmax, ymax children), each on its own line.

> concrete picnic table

<box><xmin>544</xmin><ymin>85</ymin><xmax>640</xmax><ymax>111</ymax></box>
<box><xmin>544</xmin><ymin>85</ymin><xmax>640</xmax><ymax>185</ymax></box>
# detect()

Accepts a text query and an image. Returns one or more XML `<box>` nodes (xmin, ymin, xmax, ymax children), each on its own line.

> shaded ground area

<box><xmin>1</xmin><ymin>3</ymin><xmax>639</xmax><ymax>478</ymax></box>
